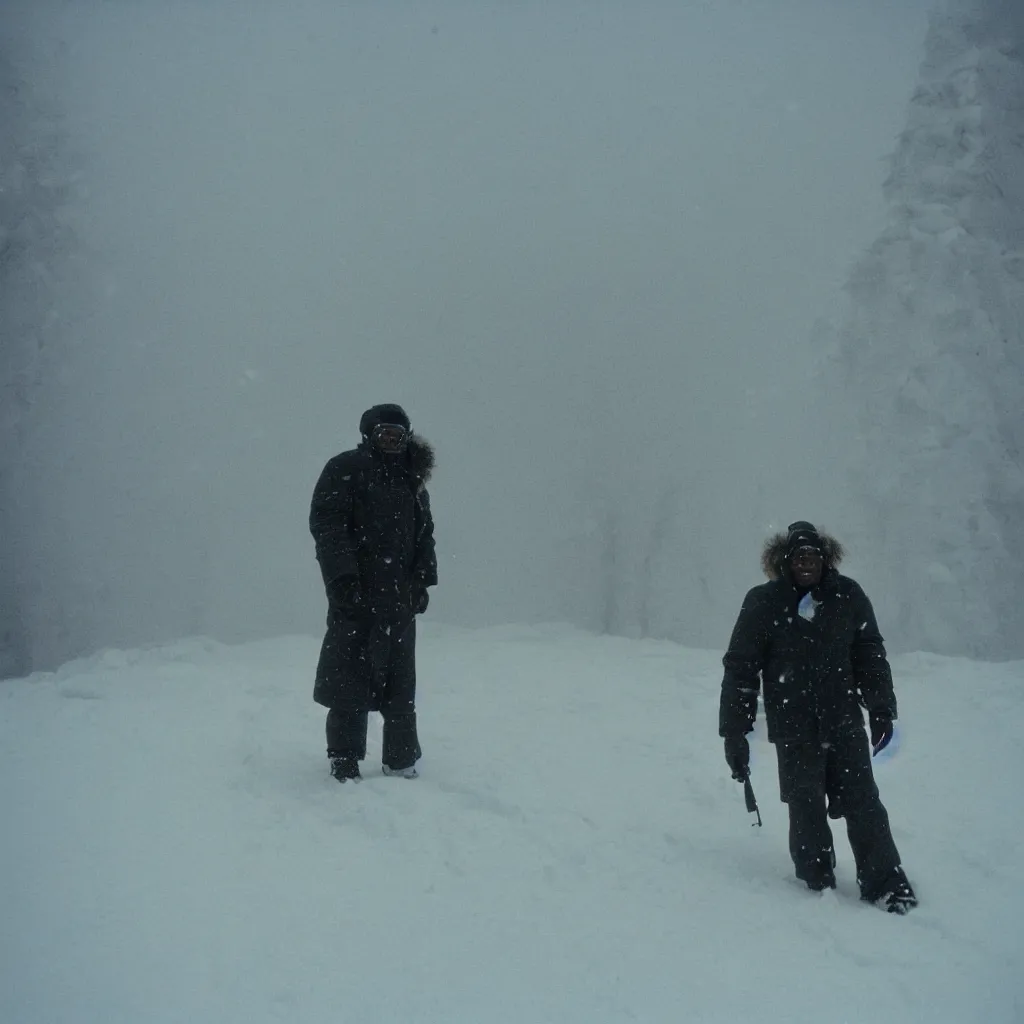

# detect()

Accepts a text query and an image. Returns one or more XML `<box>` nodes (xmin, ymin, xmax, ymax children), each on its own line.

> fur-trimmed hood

<box><xmin>356</xmin><ymin>433</ymin><xmax>435</xmax><ymax>486</ymax></box>
<box><xmin>406</xmin><ymin>435</ymin><xmax>435</xmax><ymax>485</ymax></box>
<box><xmin>761</xmin><ymin>529</ymin><xmax>844</xmax><ymax>580</ymax></box>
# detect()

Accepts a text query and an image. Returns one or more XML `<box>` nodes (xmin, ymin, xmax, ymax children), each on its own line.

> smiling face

<box><xmin>789</xmin><ymin>547</ymin><xmax>824</xmax><ymax>588</ymax></box>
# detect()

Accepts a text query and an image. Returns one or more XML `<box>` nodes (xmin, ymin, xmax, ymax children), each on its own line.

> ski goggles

<box><xmin>371</xmin><ymin>423</ymin><xmax>409</xmax><ymax>453</ymax></box>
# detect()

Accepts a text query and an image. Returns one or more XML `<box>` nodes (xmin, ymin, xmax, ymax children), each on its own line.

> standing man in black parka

<box><xmin>719</xmin><ymin>521</ymin><xmax>918</xmax><ymax>913</ymax></box>
<box><xmin>310</xmin><ymin>403</ymin><xmax>436</xmax><ymax>783</ymax></box>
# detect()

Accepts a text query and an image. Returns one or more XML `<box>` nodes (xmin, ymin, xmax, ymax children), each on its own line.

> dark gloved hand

<box><xmin>869</xmin><ymin>712</ymin><xmax>894</xmax><ymax>756</ymax></box>
<box><xmin>724</xmin><ymin>735</ymin><xmax>750</xmax><ymax>781</ymax></box>
<box><xmin>412</xmin><ymin>588</ymin><xmax>429</xmax><ymax>615</ymax></box>
<box><xmin>328</xmin><ymin>577</ymin><xmax>361</xmax><ymax>613</ymax></box>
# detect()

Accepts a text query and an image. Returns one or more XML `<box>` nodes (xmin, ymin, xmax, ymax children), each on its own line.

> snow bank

<box><xmin>2</xmin><ymin>624</ymin><xmax>1021</xmax><ymax>1022</ymax></box>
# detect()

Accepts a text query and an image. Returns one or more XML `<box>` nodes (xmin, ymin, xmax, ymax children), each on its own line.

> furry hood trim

<box><xmin>406</xmin><ymin>435</ymin><xmax>435</xmax><ymax>485</ymax></box>
<box><xmin>761</xmin><ymin>529</ymin><xmax>844</xmax><ymax>580</ymax></box>
<box><xmin>354</xmin><ymin>434</ymin><xmax>434</xmax><ymax>483</ymax></box>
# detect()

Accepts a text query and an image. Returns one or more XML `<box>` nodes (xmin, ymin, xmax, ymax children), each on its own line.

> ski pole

<box><xmin>742</xmin><ymin>773</ymin><xmax>762</xmax><ymax>827</ymax></box>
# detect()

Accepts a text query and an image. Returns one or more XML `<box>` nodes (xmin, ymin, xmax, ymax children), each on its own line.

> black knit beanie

<box><xmin>784</xmin><ymin>521</ymin><xmax>824</xmax><ymax>559</ymax></box>
<box><xmin>359</xmin><ymin>403</ymin><xmax>411</xmax><ymax>437</ymax></box>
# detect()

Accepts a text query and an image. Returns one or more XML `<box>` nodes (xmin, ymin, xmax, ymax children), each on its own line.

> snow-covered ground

<box><xmin>2</xmin><ymin>623</ymin><xmax>1021</xmax><ymax>1023</ymax></box>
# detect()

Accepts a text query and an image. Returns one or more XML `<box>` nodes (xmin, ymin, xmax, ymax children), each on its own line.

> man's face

<box><xmin>371</xmin><ymin>423</ymin><xmax>409</xmax><ymax>455</ymax></box>
<box><xmin>790</xmin><ymin>548</ymin><xmax>823</xmax><ymax>588</ymax></box>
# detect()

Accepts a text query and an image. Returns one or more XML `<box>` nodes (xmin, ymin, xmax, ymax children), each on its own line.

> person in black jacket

<box><xmin>309</xmin><ymin>404</ymin><xmax>437</xmax><ymax>783</ymax></box>
<box><xmin>719</xmin><ymin>521</ymin><xmax>918</xmax><ymax>913</ymax></box>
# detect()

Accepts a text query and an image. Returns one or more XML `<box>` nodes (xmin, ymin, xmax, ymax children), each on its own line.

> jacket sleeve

<box><xmin>850</xmin><ymin>582</ymin><xmax>897</xmax><ymax>719</ymax></box>
<box><xmin>719</xmin><ymin>587</ymin><xmax>769</xmax><ymax>737</ymax></box>
<box><xmin>411</xmin><ymin>487</ymin><xmax>437</xmax><ymax>589</ymax></box>
<box><xmin>309</xmin><ymin>458</ymin><xmax>358</xmax><ymax>587</ymax></box>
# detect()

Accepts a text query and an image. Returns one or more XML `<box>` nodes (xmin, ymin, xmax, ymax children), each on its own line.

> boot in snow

<box><xmin>330</xmin><ymin>756</ymin><xmax>362</xmax><ymax>783</ymax></box>
<box><xmin>382</xmin><ymin>763</ymin><xmax>419</xmax><ymax>779</ymax></box>
<box><xmin>863</xmin><ymin>869</ymin><xmax>918</xmax><ymax>914</ymax></box>
<box><xmin>805</xmin><ymin>874</ymin><xmax>837</xmax><ymax>892</ymax></box>
<box><xmin>878</xmin><ymin>878</ymin><xmax>918</xmax><ymax>915</ymax></box>
<box><xmin>798</xmin><ymin>848</ymin><xmax>837</xmax><ymax>891</ymax></box>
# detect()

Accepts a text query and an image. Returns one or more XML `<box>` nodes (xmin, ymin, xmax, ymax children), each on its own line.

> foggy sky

<box><xmin>6</xmin><ymin>1</ymin><xmax>934</xmax><ymax>670</ymax></box>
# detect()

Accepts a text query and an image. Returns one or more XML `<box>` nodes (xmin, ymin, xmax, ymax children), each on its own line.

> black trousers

<box><xmin>325</xmin><ymin>616</ymin><xmax>421</xmax><ymax>770</ymax></box>
<box><xmin>775</xmin><ymin>727</ymin><xmax>902</xmax><ymax>898</ymax></box>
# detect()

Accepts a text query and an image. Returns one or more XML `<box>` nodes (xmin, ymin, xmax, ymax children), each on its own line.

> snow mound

<box><xmin>2</xmin><ymin>624</ymin><xmax>1021</xmax><ymax>1022</ymax></box>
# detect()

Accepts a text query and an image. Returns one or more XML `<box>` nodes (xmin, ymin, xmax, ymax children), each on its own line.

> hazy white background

<box><xmin>5</xmin><ymin>0</ymin><xmax>941</xmax><ymax>668</ymax></box>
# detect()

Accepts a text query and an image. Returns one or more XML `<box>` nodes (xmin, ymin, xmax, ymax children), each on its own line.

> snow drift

<box><xmin>2</xmin><ymin>624</ymin><xmax>1022</xmax><ymax>1022</ymax></box>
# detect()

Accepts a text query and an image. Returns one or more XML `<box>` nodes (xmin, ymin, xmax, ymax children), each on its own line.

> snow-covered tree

<box><xmin>0</xmin><ymin>29</ymin><xmax>74</xmax><ymax>678</ymax></box>
<box><xmin>832</xmin><ymin>0</ymin><xmax>1024</xmax><ymax>657</ymax></box>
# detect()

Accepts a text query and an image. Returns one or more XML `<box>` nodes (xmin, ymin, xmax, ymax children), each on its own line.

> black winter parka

<box><xmin>310</xmin><ymin>436</ymin><xmax>436</xmax><ymax>610</ymax></box>
<box><xmin>719</xmin><ymin>531</ymin><xmax>896</xmax><ymax>744</ymax></box>
<box><xmin>310</xmin><ymin>434</ymin><xmax>436</xmax><ymax>709</ymax></box>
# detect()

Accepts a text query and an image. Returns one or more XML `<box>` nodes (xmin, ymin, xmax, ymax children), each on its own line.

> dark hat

<box><xmin>359</xmin><ymin>403</ymin><xmax>411</xmax><ymax>437</ymax></box>
<box><xmin>785</xmin><ymin>520</ymin><xmax>823</xmax><ymax>559</ymax></box>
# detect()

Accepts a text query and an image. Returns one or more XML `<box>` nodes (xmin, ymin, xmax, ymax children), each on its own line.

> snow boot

<box><xmin>798</xmin><ymin>848</ymin><xmax>837</xmax><ymax>891</ymax></box>
<box><xmin>330</xmin><ymin>756</ymin><xmax>361</xmax><ymax>783</ymax></box>
<box><xmin>382</xmin><ymin>763</ymin><xmax>419</xmax><ymax>779</ymax></box>
<box><xmin>878</xmin><ymin>877</ymin><xmax>918</xmax><ymax>915</ymax></box>
<box><xmin>863</xmin><ymin>868</ymin><xmax>918</xmax><ymax>914</ymax></box>
<box><xmin>805</xmin><ymin>874</ymin><xmax>837</xmax><ymax>892</ymax></box>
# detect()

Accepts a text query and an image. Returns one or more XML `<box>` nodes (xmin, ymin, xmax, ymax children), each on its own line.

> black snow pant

<box><xmin>775</xmin><ymin>727</ymin><xmax>902</xmax><ymax>899</ymax></box>
<box><xmin>325</xmin><ymin>616</ymin><xmax>421</xmax><ymax>771</ymax></box>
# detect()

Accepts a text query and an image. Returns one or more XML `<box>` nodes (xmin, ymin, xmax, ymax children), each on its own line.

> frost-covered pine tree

<box><xmin>833</xmin><ymin>0</ymin><xmax>1024</xmax><ymax>657</ymax></box>
<box><xmin>0</xmin><ymin>19</ymin><xmax>81</xmax><ymax>677</ymax></box>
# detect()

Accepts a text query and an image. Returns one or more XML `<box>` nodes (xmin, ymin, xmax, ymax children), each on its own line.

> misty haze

<box><xmin>2</xmin><ymin>0</ymin><xmax>1022</xmax><ymax>671</ymax></box>
<box><xmin>4</xmin><ymin>4</ymin><xmax>1024</xmax><ymax>1022</ymax></box>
